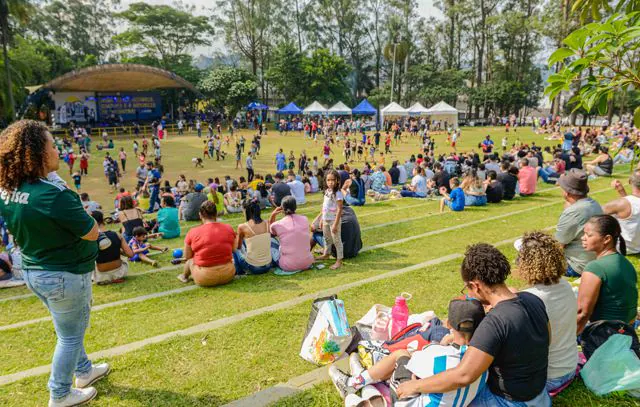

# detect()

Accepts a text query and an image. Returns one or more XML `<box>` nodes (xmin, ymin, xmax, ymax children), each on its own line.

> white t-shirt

<box><xmin>405</xmin><ymin>344</ymin><xmax>486</xmax><ymax>407</ymax></box>
<box><xmin>524</xmin><ymin>279</ymin><xmax>578</xmax><ymax>379</ymax></box>
<box><xmin>410</xmin><ymin>175</ymin><xmax>428</xmax><ymax>197</ymax></box>
<box><xmin>287</xmin><ymin>180</ymin><xmax>306</xmax><ymax>205</ymax></box>
<box><xmin>322</xmin><ymin>190</ymin><xmax>343</xmax><ymax>221</ymax></box>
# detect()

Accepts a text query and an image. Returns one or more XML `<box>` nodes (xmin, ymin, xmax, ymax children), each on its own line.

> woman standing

<box><xmin>233</xmin><ymin>199</ymin><xmax>272</xmax><ymax>275</ymax></box>
<box><xmin>275</xmin><ymin>148</ymin><xmax>287</xmax><ymax>172</ymax></box>
<box><xmin>0</xmin><ymin>120</ymin><xmax>109</xmax><ymax>406</ymax></box>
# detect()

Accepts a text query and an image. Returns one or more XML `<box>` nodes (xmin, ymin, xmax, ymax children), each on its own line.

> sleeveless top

<box><xmin>96</xmin><ymin>231</ymin><xmax>122</xmax><ymax>264</ymax></box>
<box><xmin>244</xmin><ymin>222</ymin><xmax>272</xmax><ymax>267</ymax></box>
<box><xmin>620</xmin><ymin>195</ymin><xmax>640</xmax><ymax>254</ymax></box>
<box><xmin>599</xmin><ymin>156</ymin><xmax>613</xmax><ymax>174</ymax></box>
<box><xmin>121</xmin><ymin>210</ymin><xmax>144</xmax><ymax>237</ymax></box>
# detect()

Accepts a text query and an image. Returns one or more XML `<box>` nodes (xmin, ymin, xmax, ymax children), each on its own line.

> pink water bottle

<box><xmin>390</xmin><ymin>293</ymin><xmax>411</xmax><ymax>338</ymax></box>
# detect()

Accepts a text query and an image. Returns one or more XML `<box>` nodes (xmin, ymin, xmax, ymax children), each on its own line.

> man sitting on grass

<box><xmin>329</xmin><ymin>297</ymin><xmax>487</xmax><ymax>406</ymax></box>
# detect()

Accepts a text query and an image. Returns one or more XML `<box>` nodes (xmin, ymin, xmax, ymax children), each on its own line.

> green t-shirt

<box><xmin>584</xmin><ymin>253</ymin><xmax>638</xmax><ymax>323</ymax></box>
<box><xmin>0</xmin><ymin>178</ymin><xmax>98</xmax><ymax>274</ymax></box>
<box><xmin>157</xmin><ymin>207</ymin><xmax>180</xmax><ymax>239</ymax></box>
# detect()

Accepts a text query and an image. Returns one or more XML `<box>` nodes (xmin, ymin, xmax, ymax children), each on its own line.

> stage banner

<box><xmin>97</xmin><ymin>92</ymin><xmax>163</xmax><ymax>121</ymax></box>
<box><xmin>53</xmin><ymin>92</ymin><xmax>97</xmax><ymax>124</ymax></box>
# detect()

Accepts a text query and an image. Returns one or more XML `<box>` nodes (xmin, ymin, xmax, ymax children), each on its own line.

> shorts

<box><xmin>93</xmin><ymin>262</ymin><xmax>128</xmax><ymax>284</ymax></box>
<box><xmin>469</xmin><ymin>386</ymin><xmax>551</xmax><ymax>407</ymax></box>
<box><xmin>446</xmin><ymin>200</ymin><xmax>464</xmax><ymax>211</ymax></box>
<box><xmin>593</xmin><ymin>166</ymin><xmax>611</xmax><ymax>176</ymax></box>
<box><xmin>130</xmin><ymin>249</ymin><xmax>149</xmax><ymax>262</ymax></box>
<box><xmin>324</xmin><ymin>154</ymin><xmax>330</xmax><ymax>160</ymax></box>
<box><xmin>108</xmin><ymin>176</ymin><xmax>118</xmax><ymax>186</ymax></box>
<box><xmin>188</xmin><ymin>259</ymin><xmax>235</xmax><ymax>287</ymax></box>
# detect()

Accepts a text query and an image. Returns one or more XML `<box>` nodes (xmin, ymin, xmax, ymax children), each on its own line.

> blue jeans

<box><xmin>465</xmin><ymin>194</ymin><xmax>487</xmax><ymax>206</ymax></box>
<box><xmin>470</xmin><ymin>386</ymin><xmax>551</xmax><ymax>407</ymax></box>
<box><xmin>344</xmin><ymin>194</ymin><xmax>365</xmax><ymax>206</ymax></box>
<box><xmin>148</xmin><ymin>187</ymin><xmax>160</xmax><ymax>212</ymax></box>
<box><xmin>539</xmin><ymin>167</ymin><xmax>559</xmax><ymax>184</ymax></box>
<box><xmin>232</xmin><ymin>250</ymin><xmax>272</xmax><ymax>275</ymax></box>
<box><xmin>546</xmin><ymin>370</ymin><xmax>576</xmax><ymax>393</ymax></box>
<box><xmin>400</xmin><ymin>189</ymin><xmax>426</xmax><ymax>198</ymax></box>
<box><xmin>23</xmin><ymin>270</ymin><xmax>93</xmax><ymax>400</ymax></box>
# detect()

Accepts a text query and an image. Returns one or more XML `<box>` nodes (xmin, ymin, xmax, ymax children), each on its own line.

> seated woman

<box><xmin>613</xmin><ymin>145</ymin><xmax>634</xmax><ymax>165</ymax></box>
<box><xmin>205</xmin><ymin>186</ymin><xmax>226</xmax><ymax>216</ymax></box>
<box><xmin>400</xmin><ymin>166</ymin><xmax>428</xmax><ymax>198</ymax></box>
<box><xmin>341</xmin><ymin>169</ymin><xmax>366</xmax><ymax>206</ymax></box>
<box><xmin>91</xmin><ymin>211</ymin><xmax>135</xmax><ymax>285</ymax></box>
<box><xmin>586</xmin><ymin>146</ymin><xmax>613</xmax><ymax>177</ymax></box>
<box><xmin>224</xmin><ymin>182</ymin><xmax>243</xmax><ymax>213</ymax></box>
<box><xmin>461</xmin><ymin>170</ymin><xmax>487</xmax><ymax>206</ymax></box>
<box><xmin>269</xmin><ymin>196</ymin><xmax>314</xmax><ymax>273</ymax></box>
<box><xmin>177</xmin><ymin>201</ymin><xmax>236</xmax><ymax>287</ymax></box>
<box><xmin>118</xmin><ymin>195</ymin><xmax>158</xmax><ymax>242</ymax></box>
<box><xmin>578</xmin><ymin>215</ymin><xmax>638</xmax><ymax>333</ymax></box>
<box><xmin>516</xmin><ymin>231</ymin><xmax>578</xmax><ymax>393</ymax></box>
<box><xmin>157</xmin><ymin>196</ymin><xmax>181</xmax><ymax>239</ymax></box>
<box><xmin>233</xmin><ymin>199</ymin><xmax>272</xmax><ymax>275</ymax></box>
<box><xmin>369</xmin><ymin>166</ymin><xmax>390</xmax><ymax>194</ymax></box>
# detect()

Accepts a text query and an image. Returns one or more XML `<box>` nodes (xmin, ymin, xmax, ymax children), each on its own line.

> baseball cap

<box><xmin>448</xmin><ymin>298</ymin><xmax>485</xmax><ymax>334</ymax></box>
<box><xmin>194</xmin><ymin>183</ymin><xmax>204</xmax><ymax>192</ymax></box>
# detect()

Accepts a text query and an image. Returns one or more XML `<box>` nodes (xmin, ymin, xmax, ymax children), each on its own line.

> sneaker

<box><xmin>328</xmin><ymin>365</ymin><xmax>355</xmax><ymax>399</ymax></box>
<box><xmin>177</xmin><ymin>274</ymin><xmax>189</xmax><ymax>283</ymax></box>
<box><xmin>349</xmin><ymin>352</ymin><xmax>365</xmax><ymax>376</ymax></box>
<box><xmin>75</xmin><ymin>363</ymin><xmax>111</xmax><ymax>388</ymax></box>
<box><xmin>48</xmin><ymin>387</ymin><xmax>97</xmax><ymax>407</ymax></box>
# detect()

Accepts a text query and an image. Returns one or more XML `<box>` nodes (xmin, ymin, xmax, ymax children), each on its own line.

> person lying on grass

<box><xmin>395</xmin><ymin>243</ymin><xmax>552</xmax><ymax>406</ymax></box>
<box><xmin>128</xmin><ymin>226</ymin><xmax>168</xmax><ymax>267</ymax></box>
<box><xmin>329</xmin><ymin>297</ymin><xmax>486</xmax><ymax>406</ymax></box>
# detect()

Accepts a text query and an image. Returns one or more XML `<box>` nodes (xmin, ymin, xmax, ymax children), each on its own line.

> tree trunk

<box><xmin>1</xmin><ymin>15</ymin><xmax>14</xmax><ymax>121</ymax></box>
<box><xmin>607</xmin><ymin>97</ymin><xmax>614</xmax><ymax>123</ymax></box>
<box><xmin>447</xmin><ymin>0</ymin><xmax>455</xmax><ymax>69</ymax></box>
<box><xmin>294</xmin><ymin>0</ymin><xmax>303</xmax><ymax>53</ymax></box>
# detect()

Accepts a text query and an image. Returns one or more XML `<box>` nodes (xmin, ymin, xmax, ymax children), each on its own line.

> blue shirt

<box><xmin>449</xmin><ymin>187</ymin><xmax>465</xmax><ymax>211</ymax></box>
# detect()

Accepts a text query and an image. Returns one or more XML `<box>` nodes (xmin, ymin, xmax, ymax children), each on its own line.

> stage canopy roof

<box><xmin>328</xmin><ymin>101</ymin><xmax>352</xmax><ymax>115</ymax></box>
<box><xmin>427</xmin><ymin>101</ymin><xmax>459</xmax><ymax>128</ymax></box>
<box><xmin>381</xmin><ymin>102</ymin><xmax>407</xmax><ymax>115</ymax></box>
<box><xmin>303</xmin><ymin>101</ymin><xmax>328</xmax><ymax>115</ymax></box>
<box><xmin>352</xmin><ymin>99</ymin><xmax>377</xmax><ymax>115</ymax></box>
<box><xmin>40</xmin><ymin>64</ymin><xmax>199</xmax><ymax>93</ymax></box>
<box><xmin>277</xmin><ymin>102</ymin><xmax>303</xmax><ymax>115</ymax></box>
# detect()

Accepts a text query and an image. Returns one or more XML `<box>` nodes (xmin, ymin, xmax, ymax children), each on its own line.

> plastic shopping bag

<box><xmin>299</xmin><ymin>296</ymin><xmax>352</xmax><ymax>365</ymax></box>
<box><xmin>581</xmin><ymin>334</ymin><xmax>640</xmax><ymax>395</ymax></box>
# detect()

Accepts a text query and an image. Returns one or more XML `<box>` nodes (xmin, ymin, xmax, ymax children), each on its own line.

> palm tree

<box><xmin>0</xmin><ymin>0</ymin><xmax>33</xmax><ymax>120</ymax></box>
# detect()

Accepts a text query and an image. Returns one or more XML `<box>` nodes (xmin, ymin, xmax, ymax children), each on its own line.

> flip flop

<box><xmin>273</xmin><ymin>267</ymin><xmax>304</xmax><ymax>276</ymax></box>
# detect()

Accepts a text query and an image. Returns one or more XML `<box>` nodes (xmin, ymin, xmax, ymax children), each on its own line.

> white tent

<box><xmin>328</xmin><ymin>101</ymin><xmax>352</xmax><ymax>116</ymax></box>
<box><xmin>408</xmin><ymin>102</ymin><xmax>429</xmax><ymax>116</ymax></box>
<box><xmin>303</xmin><ymin>101</ymin><xmax>327</xmax><ymax>115</ymax></box>
<box><xmin>427</xmin><ymin>101</ymin><xmax>459</xmax><ymax>129</ymax></box>
<box><xmin>380</xmin><ymin>102</ymin><xmax>407</xmax><ymax>125</ymax></box>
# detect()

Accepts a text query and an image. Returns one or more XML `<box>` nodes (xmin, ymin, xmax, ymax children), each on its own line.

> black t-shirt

<box><xmin>96</xmin><ymin>231</ymin><xmax>122</xmax><ymax>263</ymax></box>
<box><xmin>271</xmin><ymin>182</ymin><xmax>291</xmax><ymax>206</ymax></box>
<box><xmin>182</xmin><ymin>192</ymin><xmax>208</xmax><ymax>221</ymax></box>
<box><xmin>497</xmin><ymin>172</ymin><xmax>517</xmax><ymax>200</ymax></box>
<box><xmin>389</xmin><ymin>167</ymin><xmax>400</xmax><ymax>184</ymax></box>
<box><xmin>469</xmin><ymin>292</ymin><xmax>549</xmax><ymax>402</ymax></box>
<box><xmin>433</xmin><ymin>170</ymin><xmax>451</xmax><ymax>192</ymax></box>
<box><xmin>374</xmin><ymin>132</ymin><xmax>381</xmax><ymax>144</ymax></box>
<box><xmin>486</xmin><ymin>180</ymin><xmax>503</xmax><ymax>203</ymax></box>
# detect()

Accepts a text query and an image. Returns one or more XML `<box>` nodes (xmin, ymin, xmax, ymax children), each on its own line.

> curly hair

<box><xmin>0</xmin><ymin>120</ymin><xmax>50</xmax><ymax>191</ymax></box>
<box><xmin>517</xmin><ymin>231</ymin><xmax>566</xmax><ymax>286</ymax></box>
<box><xmin>461</xmin><ymin>243</ymin><xmax>511</xmax><ymax>285</ymax></box>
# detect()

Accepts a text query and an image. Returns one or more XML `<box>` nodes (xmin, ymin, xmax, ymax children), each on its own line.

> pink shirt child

<box><xmin>270</xmin><ymin>214</ymin><xmax>314</xmax><ymax>272</ymax></box>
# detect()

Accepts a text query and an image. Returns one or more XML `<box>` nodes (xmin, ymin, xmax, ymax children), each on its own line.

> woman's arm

<box><xmin>269</xmin><ymin>207</ymin><xmax>283</xmax><ymax>224</ymax></box>
<box><xmin>120</xmin><ymin>235</ymin><xmax>135</xmax><ymax>258</ymax></box>
<box><xmin>577</xmin><ymin>271</ymin><xmax>602</xmax><ymax>334</ymax></box>
<box><xmin>235</xmin><ymin>224</ymin><xmax>245</xmax><ymax>250</ymax></box>
<box><xmin>183</xmin><ymin>244</ymin><xmax>194</xmax><ymax>261</ymax></box>
<box><xmin>396</xmin><ymin>346</ymin><xmax>494</xmax><ymax>398</ymax></box>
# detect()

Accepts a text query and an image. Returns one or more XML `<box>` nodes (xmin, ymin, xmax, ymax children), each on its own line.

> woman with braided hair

<box><xmin>0</xmin><ymin>120</ymin><xmax>110</xmax><ymax>406</ymax></box>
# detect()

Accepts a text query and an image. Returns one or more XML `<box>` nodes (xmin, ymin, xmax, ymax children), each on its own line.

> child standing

<box><xmin>316</xmin><ymin>169</ymin><xmax>344</xmax><ymax>270</ymax></box>
<box><xmin>72</xmin><ymin>172</ymin><xmax>82</xmax><ymax>192</ymax></box>
<box><xmin>79</xmin><ymin>152</ymin><xmax>89</xmax><ymax>175</ymax></box>
<box><xmin>133</xmin><ymin>140</ymin><xmax>139</xmax><ymax>156</ymax></box>
<box><xmin>288</xmin><ymin>150</ymin><xmax>296</xmax><ymax>171</ymax></box>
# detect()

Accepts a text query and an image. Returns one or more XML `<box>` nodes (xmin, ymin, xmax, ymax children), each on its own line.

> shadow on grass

<box><xmin>100</xmin><ymin>383</ymin><xmax>230</xmax><ymax>407</ymax></box>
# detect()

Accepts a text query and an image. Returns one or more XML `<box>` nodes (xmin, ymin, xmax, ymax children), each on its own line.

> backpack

<box><xmin>382</xmin><ymin>319</ymin><xmax>450</xmax><ymax>353</ymax></box>
<box><xmin>580</xmin><ymin>320</ymin><xmax>640</xmax><ymax>360</ymax></box>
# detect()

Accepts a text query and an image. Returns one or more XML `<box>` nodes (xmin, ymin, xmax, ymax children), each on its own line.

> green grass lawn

<box><xmin>1</xmin><ymin>128</ymin><xmax>638</xmax><ymax>406</ymax></box>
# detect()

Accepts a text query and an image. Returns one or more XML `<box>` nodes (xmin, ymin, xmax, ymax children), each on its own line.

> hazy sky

<box><xmin>118</xmin><ymin>0</ymin><xmax>442</xmax><ymax>56</ymax></box>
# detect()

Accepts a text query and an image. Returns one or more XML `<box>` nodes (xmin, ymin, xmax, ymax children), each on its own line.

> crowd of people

<box><xmin>0</xmin><ymin>116</ymin><xmax>639</xmax><ymax>407</ymax></box>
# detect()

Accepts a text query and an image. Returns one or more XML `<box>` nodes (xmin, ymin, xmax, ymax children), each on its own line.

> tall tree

<box><xmin>114</xmin><ymin>3</ymin><xmax>214</xmax><ymax>67</ymax></box>
<box><xmin>199</xmin><ymin>66</ymin><xmax>257</xmax><ymax>119</ymax></box>
<box><xmin>0</xmin><ymin>0</ymin><xmax>33</xmax><ymax>119</ymax></box>
<box><xmin>364</xmin><ymin>0</ymin><xmax>387</xmax><ymax>88</ymax></box>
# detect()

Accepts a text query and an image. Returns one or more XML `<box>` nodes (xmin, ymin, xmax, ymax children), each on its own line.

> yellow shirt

<box><xmin>249</xmin><ymin>179</ymin><xmax>262</xmax><ymax>191</ymax></box>
<box><xmin>137</xmin><ymin>196</ymin><xmax>150</xmax><ymax>210</ymax></box>
<box><xmin>207</xmin><ymin>191</ymin><xmax>225</xmax><ymax>214</ymax></box>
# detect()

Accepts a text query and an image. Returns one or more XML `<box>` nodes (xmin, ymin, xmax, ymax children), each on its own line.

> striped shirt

<box><xmin>405</xmin><ymin>344</ymin><xmax>487</xmax><ymax>407</ymax></box>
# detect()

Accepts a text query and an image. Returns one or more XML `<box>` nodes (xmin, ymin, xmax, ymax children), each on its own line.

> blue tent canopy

<box><xmin>277</xmin><ymin>102</ymin><xmax>303</xmax><ymax>115</ymax></box>
<box><xmin>246</xmin><ymin>101</ymin><xmax>269</xmax><ymax>111</ymax></box>
<box><xmin>352</xmin><ymin>99</ymin><xmax>377</xmax><ymax>115</ymax></box>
